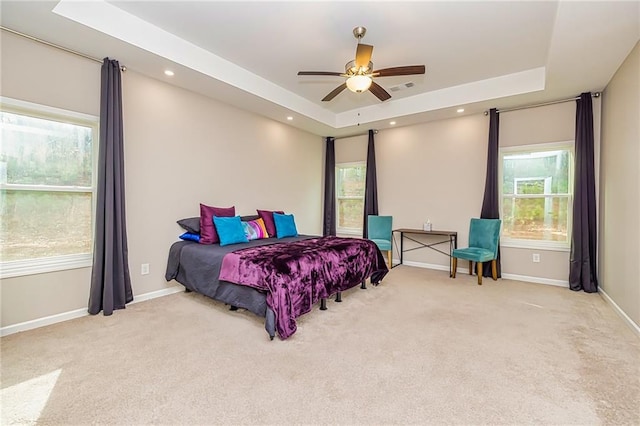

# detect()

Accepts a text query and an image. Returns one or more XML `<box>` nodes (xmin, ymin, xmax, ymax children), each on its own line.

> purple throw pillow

<box><xmin>257</xmin><ymin>209</ymin><xmax>284</xmax><ymax>238</ymax></box>
<box><xmin>199</xmin><ymin>204</ymin><xmax>235</xmax><ymax>244</ymax></box>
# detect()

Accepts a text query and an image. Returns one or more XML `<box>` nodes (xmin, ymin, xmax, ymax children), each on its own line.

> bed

<box><xmin>165</xmin><ymin>234</ymin><xmax>388</xmax><ymax>340</ymax></box>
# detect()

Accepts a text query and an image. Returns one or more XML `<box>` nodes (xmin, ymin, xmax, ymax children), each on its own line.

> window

<box><xmin>336</xmin><ymin>162</ymin><xmax>366</xmax><ymax>234</ymax></box>
<box><xmin>0</xmin><ymin>97</ymin><xmax>98</xmax><ymax>278</ymax></box>
<box><xmin>499</xmin><ymin>141</ymin><xmax>574</xmax><ymax>249</ymax></box>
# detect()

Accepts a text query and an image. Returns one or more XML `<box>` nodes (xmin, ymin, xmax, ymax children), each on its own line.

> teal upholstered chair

<box><xmin>368</xmin><ymin>215</ymin><xmax>393</xmax><ymax>266</ymax></box>
<box><xmin>452</xmin><ymin>218</ymin><xmax>501</xmax><ymax>285</ymax></box>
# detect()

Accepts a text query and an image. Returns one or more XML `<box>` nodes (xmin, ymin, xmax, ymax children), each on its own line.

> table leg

<box><xmin>449</xmin><ymin>235</ymin><xmax>453</xmax><ymax>277</ymax></box>
<box><xmin>400</xmin><ymin>232</ymin><xmax>404</xmax><ymax>265</ymax></box>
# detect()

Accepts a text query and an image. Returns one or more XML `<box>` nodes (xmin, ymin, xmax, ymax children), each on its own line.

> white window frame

<box><xmin>336</xmin><ymin>161</ymin><xmax>366</xmax><ymax>235</ymax></box>
<box><xmin>499</xmin><ymin>141</ymin><xmax>574</xmax><ymax>251</ymax></box>
<box><xmin>0</xmin><ymin>96</ymin><xmax>98</xmax><ymax>279</ymax></box>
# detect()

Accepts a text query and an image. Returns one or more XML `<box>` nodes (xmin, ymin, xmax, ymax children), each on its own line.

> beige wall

<box><xmin>335</xmin><ymin>134</ymin><xmax>368</xmax><ymax>164</ymax></box>
<box><xmin>500</xmin><ymin>100</ymin><xmax>602</xmax><ymax>282</ymax></box>
<box><xmin>501</xmin><ymin>98</ymin><xmax>603</xmax><ymax>199</ymax></box>
<box><xmin>123</xmin><ymin>71</ymin><xmax>323</xmax><ymax>298</ymax></box>
<box><xmin>0</xmin><ymin>32</ymin><xmax>101</xmax><ymax>116</ymax></box>
<box><xmin>376</xmin><ymin>115</ymin><xmax>489</xmax><ymax>267</ymax></box>
<box><xmin>335</xmin><ymin>102</ymin><xmax>599</xmax><ymax>282</ymax></box>
<box><xmin>0</xmin><ymin>32</ymin><xmax>323</xmax><ymax>328</ymax></box>
<box><xmin>600</xmin><ymin>41</ymin><xmax>640</xmax><ymax>327</ymax></box>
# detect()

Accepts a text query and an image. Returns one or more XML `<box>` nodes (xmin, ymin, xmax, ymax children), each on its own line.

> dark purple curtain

<box><xmin>322</xmin><ymin>137</ymin><xmax>336</xmax><ymax>236</ymax></box>
<box><xmin>480</xmin><ymin>108</ymin><xmax>501</xmax><ymax>277</ymax></box>
<box><xmin>362</xmin><ymin>130</ymin><xmax>379</xmax><ymax>238</ymax></box>
<box><xmin>89</xmin><ymin>58</ymin><xmax>133</xmax><ymax>315</ymax></box>
<box><xmin>569</xmin><ymin>93</ymin><xmax>598</xmax><ymax>293</ymax></box>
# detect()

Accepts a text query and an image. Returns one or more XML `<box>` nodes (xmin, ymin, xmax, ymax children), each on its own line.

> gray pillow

<box><xmin>177</xmin><ymin>217</ymin><xmax>200</xmax><ymax>234</ymax></box>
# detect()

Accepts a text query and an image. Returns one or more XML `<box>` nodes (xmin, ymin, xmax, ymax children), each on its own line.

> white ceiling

<box><xmin>1</xmin><ymin>1</ymin><xmax>638</xmax><ymax>137</ymax></box>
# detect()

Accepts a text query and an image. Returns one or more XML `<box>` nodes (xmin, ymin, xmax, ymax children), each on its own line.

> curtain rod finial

<box><xmin>593</xmin><ymin>92</ymin><xmax>600</xmax><ymax>98</ymax></box>
<box><xmin>484</xmin><ymin>111</ymin><xmax>489</xmax><ymax>116</ymax></box>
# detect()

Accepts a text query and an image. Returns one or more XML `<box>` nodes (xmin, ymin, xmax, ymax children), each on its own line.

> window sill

<box><xmin>501</xmin><ymin>241</ymin><xmax>570</xmax><ymax>252</ymax></box>
<box><xmin>337</xmin><ymin>229</ymin><xmax>363</xmax><ymax>237</ymax></box>
<box><xmin>0</xmin><ymin>254</ymin><xmax>92</xmax><ymax>279</ymax></box>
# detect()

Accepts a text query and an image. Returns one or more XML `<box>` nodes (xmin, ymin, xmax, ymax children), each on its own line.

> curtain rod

<box><xmin>484</xmin><ymin>92</ymin><xmax>600</xmax><ymax>115</ymax></box>
<box><xmin>332</xmin><ymin>129</ymin><xmax>378</xmax><ymax>140</ymax></box>
<box><xmin>1</xmin><ymin>26</ymin><xmax>127</xmax><ymax>71</ymax></box>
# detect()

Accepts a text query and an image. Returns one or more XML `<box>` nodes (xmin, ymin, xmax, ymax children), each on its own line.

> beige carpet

<box><xmin>1</xmin><ymin>266</ymin><xmax>639</xmax><ymax>425</ymax></box>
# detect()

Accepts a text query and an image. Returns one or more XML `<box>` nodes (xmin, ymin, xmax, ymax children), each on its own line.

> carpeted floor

<box><xmin>1</xmin><ymin>266</ymin><xmax>639</xmax><ymax>425</ymax></box>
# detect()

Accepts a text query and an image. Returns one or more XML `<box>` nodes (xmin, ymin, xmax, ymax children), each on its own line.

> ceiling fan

<box><xmin>297</xmin><ymin>26</ymin><xmax>425</xmax><ymax>102</ymax></box>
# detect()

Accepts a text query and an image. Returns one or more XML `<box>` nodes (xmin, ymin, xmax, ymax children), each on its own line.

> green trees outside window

<box><xmin>1</xmin><ymin>107</ymin><xmax>96</xmax><ymax>263</ymax></box>
<box><xmin>336</xmin><ymin>163</ymin><xmax>366</xmax><ymax>232</ymax></box>
<box><xmin>500</xmin><ymin>145</ymin><xmax>573</xmax><ymax>245</ymax></box>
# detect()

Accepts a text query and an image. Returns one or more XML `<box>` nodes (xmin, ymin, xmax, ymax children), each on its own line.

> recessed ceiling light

<box><xmin>457</xmin><ymin>108</ymin><xmax>464</xmax><ymax>113</ymax></box>
<box><xmin>286</xmin><ymin>116</ymin><xmax>293</xmax><ymax>121</ymax></box>
<box><xmin>390</xmin><ymin>121</ymin><xmax>396</xmax><ymax>125</ymax></box>
<box><xmin>164</xmin><ymin>70</ymin><xmax>174</xmax><ymax>77</ymax></box>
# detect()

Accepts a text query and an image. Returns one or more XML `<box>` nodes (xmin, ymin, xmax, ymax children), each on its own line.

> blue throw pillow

<box><xmin>273</xmin><ymin>213</ymin><xmax>298</xmax><ymax>238</ymax></box>
<box><xmin>179</xmin><ymin>232</ymin><xmax>200</xmax><ymax>242</ymax></box>
<box><xmin>213</xmin><ymin>216</ymin><xmax>249</xmax><ymax>246</ymax></box>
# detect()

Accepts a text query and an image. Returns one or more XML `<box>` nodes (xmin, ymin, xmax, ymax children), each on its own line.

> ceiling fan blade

<box><xmin>373</xmin><ymin>65</ymin><xmax>426</xmax><ymax>77</ymax></box>
<box><xmin>355</xmin><ymin>44</ymin><xmax>373</xmax><ymax>68</ymax></box>
<box><xmin>369</xmin><ymin>81</ymin><xmax>392</xmax><ymax>102</ymax></box>
<box><xmin>322</xmin><ymin>83</ymin><xmax>347</xmax><ymax>102</ymax></box>
<box><xmin>298</xmin><ymin>71</ymin><xmax>343</xmax><ymax>76</ymax></box>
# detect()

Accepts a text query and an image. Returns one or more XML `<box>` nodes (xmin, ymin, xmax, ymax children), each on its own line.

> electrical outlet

<box><xmin>532</xmin><ymin>253</ymin><xmax>540</xmax><ymax>263</ymax></box>
<box><xmin>141</xmin><ymin>263</ymin><xmax>150</xmax><ymax>275</ymax></box>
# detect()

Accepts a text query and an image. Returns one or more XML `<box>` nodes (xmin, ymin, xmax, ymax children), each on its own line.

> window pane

<box><xmin>338</xmin><ymin>198</ymin><xmax>364</xmax><ymax>229</ymax></box>
<box><xmin>516</xmin><ymin>179</ymin><xmax>544</xmax><ymax>195</ymax></box>
<box><xmin>0</xmin><ymin>190</ymin><xmax>92</xmax><ymax>261</ymax></box>
<box><xmin>337</xmin><ymin>165</ymin><xmax>366</xmax><ymax>197</ymax></box>
<box><xmin>502</xmin><ymin>196</ymin><xmax>569</xmax><ymax>242</ymax></box>
<box><xmin>1</xmin><ymin>111</ymin><xmax>93</xmax><ymax>187</ymax></box>
<box><xmin>1</xmin><ymin>104</ymin><xmax>95</xmax><ymax>269</ymax></box>
<box><xmin>503</xmin><ymin>150</ymin><xmax>570</xmax><ymax>195</ymax></box>
<box><xmin>336</xmin><ymin>163</ymin><xmax>366</xmax><ymax>231</ymax></box>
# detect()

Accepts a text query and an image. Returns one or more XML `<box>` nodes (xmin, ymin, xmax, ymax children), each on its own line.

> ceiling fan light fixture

<box><xmin>346</xmin><ymin>75</ymin><xmax>372</xmax><ymax>93</ymax></box>
<box><xmin>346</xmin><ymin>60</ymin><xmax>372</xmax><ymax>75</ymax></box>
<box><xmin>297</xmin><ymin>27</ymin><xmax>425</xmax><ymax>102</ymax></box>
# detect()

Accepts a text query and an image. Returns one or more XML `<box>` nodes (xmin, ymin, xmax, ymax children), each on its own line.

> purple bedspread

<box><xmin>219</xmin><ymin>236</ymin><xmax>388</xmax><ymax>339</ymax></box>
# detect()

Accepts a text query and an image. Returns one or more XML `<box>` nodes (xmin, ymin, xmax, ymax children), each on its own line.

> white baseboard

<box><xmin>0</xmin><ymin>307</ymin><xmax>89</xmax><ymax>338</ymax></box>
<box><xmin>0</xmin><ymin>285</ymin><xmax>183</xmax><ymax>337</ymax></box>
<box><xmin>400</xmin><ymin>260</ymin><xmax>452</xmax><ymax>273</ymax></box>
<box><xmin>395</xmin><ymin>260</ymin><xmax>570</xmax><ymax>288</ymax></box>
<box><xmin>129</xmin><ymin>285</ymin><xmax>183</xmax><ymax>305</ymax></box>
<box><xmin>599</xmin><ymin>288</ymin><xmax>640</xmax><ymax>336</ymax></box>
<box><xmin>501</xmin><ymin>273</ymin><xmax>569</xmax><ymax>288</ymax></box>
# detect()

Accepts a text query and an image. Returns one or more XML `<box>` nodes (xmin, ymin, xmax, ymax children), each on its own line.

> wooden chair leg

<box><xmin>468</xmin><ymin>261</ymin><xmax>473</xmax><ymax>275</ymax></box>
<box><xmin>477</xmin><ymin>262</ymin><xmax>483</xmax><ymax>285</ymax></box>
<box><xmin>387</xmin><ymin>250</ymin><xmax>392</xmax><ymax>267</ymax></box>
<box><xmin>452</xmin><ymin>257</ymin><xmax>457</xmax><ymax>278</ymax></box>
<box><xmin>492</xmin><ymin>259</ymin><xmax>497</xmax><ymax>280</ymax></box>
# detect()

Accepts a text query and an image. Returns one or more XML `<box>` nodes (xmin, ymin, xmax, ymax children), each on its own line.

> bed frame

<box><xmin>166</xmin><ymin>235</ymin><xmax>384</xmax><ymax>340</ymax></box>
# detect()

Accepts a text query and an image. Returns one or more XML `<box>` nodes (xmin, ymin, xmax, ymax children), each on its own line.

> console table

<box><xmin>392</xmin><ymin>228</ymin><xmax>458</xmax><ymax>277</ymax></box>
